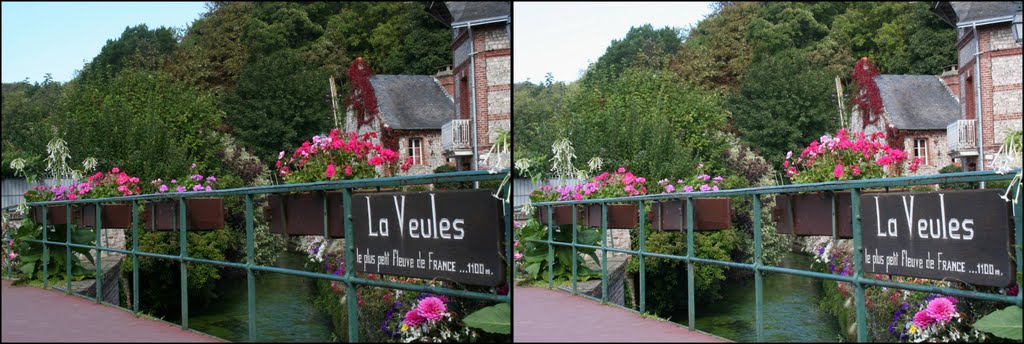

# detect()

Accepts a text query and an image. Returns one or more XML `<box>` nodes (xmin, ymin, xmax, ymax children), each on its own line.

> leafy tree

<box><xmin>77</xmin><ymin>24</ymin><xmax>180</xmax><ymax>83</ymax></box>
<box><xmin>512</xmin><ymin>80</ymin><xmax>572</xmax><ymax>176</ymax></box>
<box><xmin>580</xmin><ymin>24</ymin><xmax>684</xmax><ymax>88</ymax></box>
<box><xmin>1</xmin><ymin>75</ymin><xmax>64</xmax><ymax>177</ymax></box>
<box><xmin>165</xmin><ymin>1</ymin><xmax>255</xmax><ymax>96</ymax></box>
<box><xmin>567</xmin><ymin>68</ymin><xmax>727</xmax><ymax>182</ymax></box>
<box><xmin>222</xmin><ymin>49</ymin><xmax>329</xmax><ymax>164</ymax></box>
<box><xmin>729</xmin><ymin>48</ymin><xmax>837</xmax><ymax>169</ymax></box>
<box><xmin>59</xmin><ymin>69</ymin><xmax>221</xmax><ymax>179</ymax></box>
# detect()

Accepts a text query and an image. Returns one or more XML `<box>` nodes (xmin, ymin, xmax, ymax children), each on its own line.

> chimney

<box><xmin>435</xmin><ymin>66</ymin><xmax>455</xmax><ymax>99</ymax></box>
<box><xmin>940</xmin><ymin>65</ymin><xmax>960</xmax><ymax>101</ymax></box>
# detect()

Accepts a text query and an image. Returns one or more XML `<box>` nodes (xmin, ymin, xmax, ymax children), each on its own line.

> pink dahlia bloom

<box><xmin>913</xmin><ymin>310</ymin><xmax>934</xmax><ymax>327</ymax></box>
<box><xmin>925</xmin><ymin>297</ymin><xmax>957</xmax><ymax>323</ymax></box>
<box><xmin>404</xmin><ymin>309</ymin><xmax>425</xmax><ymax>327</ymax></box>
<box><xmin>417</xmin><ymin>296</ymin><xmax>447</xmax><ymax>321</ymax></box>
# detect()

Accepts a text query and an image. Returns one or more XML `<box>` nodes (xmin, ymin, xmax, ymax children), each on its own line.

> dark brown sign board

<box><xmin>351</xmin><ymin>189</ymin><xmax>506</xmax><ymax>286</ymax></box>
<box><xmin>860</xmin><ymin>189</ymin><xmax>1014</xmax><ymax>287</ymax></box>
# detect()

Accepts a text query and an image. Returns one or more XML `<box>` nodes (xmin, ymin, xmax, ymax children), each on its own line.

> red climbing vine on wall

<box><xmin>347</xmin><ymin>57</ymin><xmax>379</xmax><ymax>129</ymax></box>
<box><xmin>852</xmin><ymin>57</ymin><xmax>883</xmax><ymax>130</ymax></box>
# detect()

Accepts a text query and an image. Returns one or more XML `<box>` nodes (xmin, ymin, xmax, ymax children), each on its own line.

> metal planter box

<box><xmin>144</xmin><ymin>198</ymin><xmax>225</xmax><ymax>231</ymax></box>
<box><xmin>78</xmin><ymin>203</ymin><xmax>134</xmax><ymax>229</ymax></box>
<box><xmin>266</xmin><ymin>192</ymin><xmax>345</xmax><ymax>237</ymax></box>
<box><xmin>583</xmin><ymin>203</ymin><xmax>639</xmax><ymax>229</ymax></box>
<box><xmin>649</xmin><ymin>198</ymin><xmax>733</xmax><ymax>231</ymax></box>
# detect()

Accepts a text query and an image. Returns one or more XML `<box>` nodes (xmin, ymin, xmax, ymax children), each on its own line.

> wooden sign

<box><xmin>860</xmin><ymin>189</ymin><xmax>1014</xmax><ymax>287</ymax></box>
<box><xmin>351</xmin><ymin>189</ymin><xmax>506</xmax><ymax>286</ymax></box>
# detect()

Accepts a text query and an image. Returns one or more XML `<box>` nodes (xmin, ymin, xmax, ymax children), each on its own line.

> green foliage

<box><xmin>628</xmin><ymin>227</ymin><xmax>741</xmax><ymax>316</ymax></box>
<box><xmin>938</xmin><ymin>164</ymin><xmax>976</xmax><ymax>190</ymax></box>
<box><xmin>517</xmin><ymin>218</ymin><xmax>601</xmax><ymax>282</ymax></box>
<box><xmin>729</xmin><ymin>48</ymin><xmax>836</xmax><ymax>170</ymax></box>
<box><xmin>432</xmin><ymin>164</ymin><xmax>470</xmax><ymax>190</ymax></box>
<box><xmin>566</xmin><ymin>68</ymin><xmax>727</xmax><ymax>182</ymax></box>
<box><xmin>165</xmin><ymin>2</ymin><xmax>255</xmax><ymax>96</ymax></box>
<box><xmin>1</xmin><ymin>76</ymin><xmax>64</xmax><ymax>178</ymax></box>
<box><xmin>78</xmin><ymin>24</ymin><xmax>180</xmax><ymax>83</ymax></box>
<box><xmin>59</xmin><ymin>69</ymin><xmax>222</xmax><ymax>180</ymax></box>
<box><xmin>13</xmin><ymin>219</ymin><xmax>96</xmax><ymax>282</ymax></box>
<box><xmin>222</xmin><ymin>49</ymin><xmax>329</xmax><ymax>164</ymax></box>
<box><xmin>973</xmin><ymin>305</ymin><xmax>1022</xmax><ymax>340</ymax></box>
<box><xmin>121</xmin><ymin>228</ymin><xmax>233</xmax><ymax>318</ymax></box>
<box><xmin>581</xmin><ymin>24</ymin><xmax>683</xmax><ymax>88</ymax></box>
<box><xmin>463</xmin><ymin>303</ymin><xmax>511</xmax><ymax>334</ymax></box>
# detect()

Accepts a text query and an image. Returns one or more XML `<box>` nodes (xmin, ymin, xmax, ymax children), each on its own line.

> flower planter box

<box><xmin>266</xmin><ymin>192</ymin><xmax>345</xmax><ymax>237</ymax></box>
<box><xmin>535</xmin><ymin>205</ymin><xmax>577</xmax><ymax>225</ymax></box>
<box><xmin>30</xmin><ymin>205</ymin><xmax>76</xmax><ymax>225</ymax></box>
<box><xmin>773</xmin><ymin>192</ymin><xmax>854</xmax><ymax>238</ymax></box>
<box><xmin>648</xmin><ymin>198</ymin><xmax>733</xmax><ymax>231</ymax></box>
<box><xmin>143</xmin><ymin>198</ymin><xmax>225</xmax><ymax>231</ymax></box>
<box><xmin>77</xmin><ymin>203</ymin><xmax>134</xmax><ymax>229</ymax></box>
<box><xmin>583</xmin><ymin>203</ymin><xmax>639</xmax><ymax>229</ymax></box>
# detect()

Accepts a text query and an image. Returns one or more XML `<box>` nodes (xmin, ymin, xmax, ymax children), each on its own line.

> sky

<box><xmin>1</xmin><ymin>2</ymin><xmax>208</xmax><ymax>84</ymax></box>
<box><xmin>513</xmin><ymin>2</ymin><xmax>714</xmax><ymax>84</ymax></box>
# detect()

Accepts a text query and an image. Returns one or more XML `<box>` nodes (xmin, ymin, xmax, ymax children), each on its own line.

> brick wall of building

<box><xmin>902</xmin><ymin>130</ymin><xmax>953</xmax><ymax>175</ymax></box>
<box><xmin>977</xmin><ymin>25</ymin><xmax>1023</xmax><ymax>166</ymax></box>
<box><xmin>344</xmin><ymin>108</ymin><xmax>448</xmax><ymax>176</ymax></box>
<box><xmin>471</xmin><ymin>23</ymin><xmax>510</xmax><ymax>171</ymax></box>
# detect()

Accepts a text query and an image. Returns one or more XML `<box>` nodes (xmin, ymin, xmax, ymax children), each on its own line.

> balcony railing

<box><xmin>442</xmin><ymin>119</ymin><xmax>472</xmax><ymax>155</ymax></box>
<box><xmin>947</xmin><ymin>119</ymin><xmax>978</xmax><ymax>155</ymax></box>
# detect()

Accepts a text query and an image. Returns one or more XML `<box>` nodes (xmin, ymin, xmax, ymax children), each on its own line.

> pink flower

<box><xmin>833</xmin><ymin>164</ymin><xmax>844</xmax><ymax>179</ymax></box>
<box><xmin>177</xmin><ymin>186</ymin><xmax>187</xmax><ymax>193</ymax></box>
<box><xmin>913</xmin><ymin>310</ymin><xmax>935</xmax><ymax>327</ymax></box>
<box><xmin>925</xmin><ymin>297</ymin><xmax>957</xmax><ymax>323</ymax></box>
<box><xmin>278</xmin><ymin>151</ymin><xmax>285</xmax><ymax>160</ymax></box>
<box><xmin>7</xmin><ymin>252</ymin><xmax>16</xmax><ymax>259</ymax></box>
<box><xmin>683</xmin><ymin>185</ymin><xmax>694</xmax><ymax>192</ymax></box>
<box><xmin>111</xmin><ymin>167</ymin><xmax>120</xmax><ymax>173</ymax></box>
<box><xmin>786</xmin><ymin>151</ymin><xmax>792</xmax><ymax>160</ymax></box>
<box><xmin>416</xmin><ymin>296</ymin><xmax>447</xmax><ymax>321</ymax></box>
<box><xmin>404</xmin><ymin>309</ymin><xmax>426</xmax><ymax>327</ymax></box>
<box><xmin>67</xmin><ymin>193</ymin><xmax>78</xmax><ymax>201</ymax></box>
<box><xmin>699</xmin><ymin>184</ymin><xmax>711</xmax><ymax>192</ymax></box>
<box><xmin>205</xmin><ymin>186</ymin><xmax>212</xmax><ymax>191</ymax></box>
<box><xmin>158</xmin><ymin>185</ymin><xmax>169</xmax><ymax>193</ymax></box>
<box><xmin>368</xmin><ymin>156</ymin><xmax>384</xmax><ymax>166</ymax></box>
<box><xmin>514</xmin><ymin>241</ymin><xmax>519</xmax><ymax>247</ymax></box>
<box><xmin>617</xmin><ymin>167</ymin><xmax>625</xmax><ymax>173</ymax></box>
<box><xmin>192</xmin><ymin>184</ymin><xmax>203</xmax><ymax>192</ymax></box>
<box><xmin>514</xmin><ymin>251</ymin><xmax>523</xmax><ymax>260</ymax></box>
<box><xmin>712</xmin><ymin>185</ymin><xmax>719</xmax><ymax>191</ymax></box>
<box><xmin>784</xmin><ymin>160</ymin><xmax>790</xmax><ymax>168</ymax></box>
<box><xmin>326</xmin><ymin>164</ymin><xmax>336</xmax><ymax>178</ymax></box>
<box><xmin>129</xmin><ymin>177</ymin><xmax>139</xmax><ymax>183</ymax></box>
<box><xmin>852</xmin><ymin>165</ymin><xmax>860</xmax><ymax>175</ymax></box>
<box><xmin>665</xmin><ymin>185</ymin><xmax>675</xmax><ymax>193</ymax></box>
<box><xmin>344</xmin><ymin>165</ymin><xmax>353</xmax><ymax>175</ymax></box>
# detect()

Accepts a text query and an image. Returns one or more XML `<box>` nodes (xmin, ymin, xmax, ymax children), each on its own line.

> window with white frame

<box><xmin>408</xmin><ymin>138</ymin><xmax>423</xmax><ymax>165</ymax></box>
<box><xmin>914</xmin><ymin>138</ymin><xmax>928</xmax><ymax>165</ymax></box>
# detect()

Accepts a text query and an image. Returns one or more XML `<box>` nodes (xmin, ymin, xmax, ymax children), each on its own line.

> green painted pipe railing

<box><xmin>3</xmin><ymin>169</ymin><xmax>513</xmax><ymax>342</ymax></box>
<box><xmin>527</xmin><ymin>169</ymin><xmax>1022</xmax><ymax>342</ymax></box>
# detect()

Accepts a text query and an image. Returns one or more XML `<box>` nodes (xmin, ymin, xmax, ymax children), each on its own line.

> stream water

<box><xmin>186</xmin><ymin>251</ymin><xmax>335</xmax><ymax>342</ymax></box>
<box><xmin>682</xmin><ymin>252</ymin><xmax>843</xmax><ymax>342</ymax></box>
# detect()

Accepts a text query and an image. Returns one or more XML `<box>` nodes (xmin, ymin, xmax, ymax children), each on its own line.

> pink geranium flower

<box><xmin>404</xmin><ymin>309</ymin><xmax>426</xmax><ymax>327</ymax></box>
<box><xmin>416</xmin><ymin>296</ymin><xmax>447</xmax><ymax>321</ymax></box>
<box><xmin>925</xmin><ymin>297</ymin><xmax>957</xmax><ymax>322</ymax></box>
<box><xmin>326</xmin><ymin>164</ymin><xmax>336</xmax><ymax>179</ymax></box>
<box><xmin>833</xmin><ymin>164</ymin><xmax>844</xmax><ymax>179</ymax></box>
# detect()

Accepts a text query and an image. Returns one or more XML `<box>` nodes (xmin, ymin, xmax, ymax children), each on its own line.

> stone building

<box><xmin>343</xmin><ymin>73</ymin><xmax>455</xmax><ymax>176</ymax></box>
<box><xmin>428</xmin><ymin>2</ymin><xmax>511</xmax><ymax>172</ymax></box>
<box><xmin>931</xmin><ymin>2</ymin><xmax>1023</xmax><ymax>171</ymax></box>
<box><xmin>850</xmin><ymin>75</ymin><xmax>962</xmax><ymax>175</ymax></box>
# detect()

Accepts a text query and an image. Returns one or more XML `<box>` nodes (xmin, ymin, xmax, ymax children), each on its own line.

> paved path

<box><xmin>514</xmin><ymin>286</ymin><xmax>728</xmax><ymax>342</ymax></box>
<box><xmin>2</xmin><ymin>280</ymin><xmax>223</xmax><ymax>342</ymax></box>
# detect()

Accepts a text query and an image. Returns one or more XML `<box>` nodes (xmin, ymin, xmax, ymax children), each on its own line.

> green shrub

<box><xmin>938</xmin><ymin>164</ymin><xmax>975</xmax><ymax>190</ymax></box>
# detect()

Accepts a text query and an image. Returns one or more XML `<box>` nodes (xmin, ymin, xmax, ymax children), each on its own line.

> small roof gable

<box><xmin>369</xmin><ymin>75</ymin><xmax>453</xmax><ymax>130</ymax></box>
<box><xmin>945</xmin><ymin>1</ymin><xmax>1020</xmax><ymax>26</ymax></box>
<box><xmin>446</xmin><ymin>1</ymin><xmax>509</xmax><ymax>27</ymax></box>
<box><xmin>874</xmin><ymin>75</ymin><xmax>961</xmax><ymax>130</ymax></box>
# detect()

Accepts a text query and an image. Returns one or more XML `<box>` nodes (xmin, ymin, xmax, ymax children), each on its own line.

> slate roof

<box><xmin>874</xmin><ymin>75</ymin><xmax>961</xmax><ymax>130</ymax></box>
<box><xmin>446</xmin><ymin>1</ymin><xmax>510</xmax><ymax>26</ymax></box>
<box><xmin>369</xmin><ymin>75</ymin><xmax>453</xmax><ymax>130</ymax></box>
<box><xmin>950</xmin><ymin>1</ymin><xmax>1020</xmax><ymax>25</ymax></box>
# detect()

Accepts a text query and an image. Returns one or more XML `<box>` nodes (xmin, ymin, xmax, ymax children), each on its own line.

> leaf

<box><xmin>973</xmin><ymin>305</ymin><xmax>1022</xmax><ymax>340</ymax></box>
<box><xmin>463</xmin><ymin>304</ymin><xmax>510</xmax><ymax>334</ymax></box>
<box><xmin>19</xmin><ymin>262</ymin><xmax>37</xmax><ymax>279</ymax></box>
<box><xmin>524</xmin><ymin>262</ymin><xmax>541</xmax><ymax>279</ymax></box>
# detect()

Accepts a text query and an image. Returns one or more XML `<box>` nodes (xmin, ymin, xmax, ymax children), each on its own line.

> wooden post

<box><xmin>329</xmin><ymin>76</ymin><xmax>340</xmax><ymax>128</ymax></box>
<box><xmin>835</xmin><ymin>76</ymin><xmax>845</xmax><ymax>127</ymax></box>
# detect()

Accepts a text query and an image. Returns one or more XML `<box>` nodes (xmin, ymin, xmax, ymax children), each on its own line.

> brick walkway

<box><xmin>514</xmin><ymin>286</ymin><xmax>728</xmax><ymax>342</ymax></box>
<box><xmin>1</xmin><ymin>280</ymin><xmax>223</xmax><ymax>342</ymax></box>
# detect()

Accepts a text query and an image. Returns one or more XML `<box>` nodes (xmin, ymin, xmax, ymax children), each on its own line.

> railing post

<box><xmin>66</xmin><ymin>205</ymin><xmax>72</xmax><ymax>294</ymax></box>
<box><xmin>639</xmin><ymin>201</ymin><xmax>646</xmax><ymax>315</ymax></box>
<box><xmin>180</xmin><ymin>197</ymin><xmax>189</xmax><ymax>329</ymax></box>
<box><xmin>245</xmin><ymin>195</ymin><xmax>256</xmax><ymax>342</ymax></box>
<box><xmin>601</xmin><ymin>202</ymin><xmax>608</xmax><ymax>304</ymax></box>
<box><xmin>753</xmin><ymin>195</ymin><xmax>764</xmax><ymax>342</ymax></box>
<box><xmin>571</xmin><ymin>204</ymin><xmax>578</xmax><ymax>295</ymax></box>
<box><xmin>831</xmin><ymin>192</ymin><xmax>837</xmax><ymax>240</ymax></box>
<box><xmin>42</xmin><ymin>205</ymin><xmax>48</xmax><ymax>288</ymax></box>
<box><xmin>95</xmin><ymin>203</ymin><xmax>102</xmax><ymax>303</ymax></box>
<box><xmin>505</xmin><ymin>180</ymin><xmax>513</xmax><ymax>303</ymax></box>
<box><xmin>851</xmin><ymin>189</ymin><xmax>867</xmax><ymax>342</ymax></box>
<box><xmin>686</xmin><ymin>197</ymin><xmax>695</xmax><ymax>330</ymax></box>
<box><xmin>1015</xmin><ymin>183</ymin><xmax>1022</xmax><ymax>307</ymax></box>
<box><xmin>343</xmin><ymin>188</ymin><xmax>359</xmax><ymax>343</ymax></box>
<box><xmin>547</xmin><ymin>205</ymin><xmax>553</xmax><ymax>289</ymax></box>
<box><xmin>132</xmin><ymin>201</ymin><xmax>139</xmax><ymax>313</ymax></box>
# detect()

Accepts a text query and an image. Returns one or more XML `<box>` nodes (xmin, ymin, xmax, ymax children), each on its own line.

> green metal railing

<box><xmin>3</xmin><ymin>170</ymin><xmax>512</xmax><ymax>342</ymax></box>
<box><xmin>526</xmin><ymin>169</ymin><xmax>1022</xmax><ymax>342</ymax></box>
